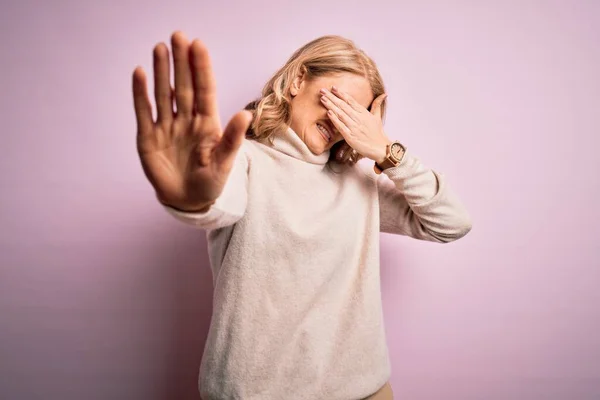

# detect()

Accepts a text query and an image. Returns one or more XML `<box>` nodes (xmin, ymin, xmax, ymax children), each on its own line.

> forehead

<box><xmin>312</xmin><ymin>73</ymin><xmax>374</xmax><ymax>109</ymax></box>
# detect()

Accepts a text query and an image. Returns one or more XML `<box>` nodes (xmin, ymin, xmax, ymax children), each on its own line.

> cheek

<box><xmin>306</xmin><ymin>108</ymin><xmax>323</xmax><ymax>125</ymax></box>
<box><xmin>292</xmin><ymin>97</ymin><xmax>325</xmax><ymax>127</ymax></box>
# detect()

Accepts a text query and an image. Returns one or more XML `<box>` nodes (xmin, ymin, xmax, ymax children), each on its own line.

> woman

<box><xmin>132</xmin><ymin>31</ymin><xmax>472</xmax><ymax>400</ymax></box>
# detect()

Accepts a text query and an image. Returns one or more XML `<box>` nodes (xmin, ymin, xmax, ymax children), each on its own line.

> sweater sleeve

<box><xmin>159</xmin><ymin>141</ymin><xmax>250</xmax><ymax>231</ymax></box>
<box><xmin>376</xmin><ymin>151</ymin><xmax>472</xmax><ymax>243</ymax></box>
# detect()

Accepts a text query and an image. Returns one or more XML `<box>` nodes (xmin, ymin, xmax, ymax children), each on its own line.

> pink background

<box><xmin>1</xmin><ymin>0</ymin><xmax>599</xmax><ymax>399</ymax></box>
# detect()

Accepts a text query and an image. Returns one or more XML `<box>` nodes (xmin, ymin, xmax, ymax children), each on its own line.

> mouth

<box><xmin>316</xmin><ymin>122</ymin><xmax>334</xmax><ymax>142</ymax></box>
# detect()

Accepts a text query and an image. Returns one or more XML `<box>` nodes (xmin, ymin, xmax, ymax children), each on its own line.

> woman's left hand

<box><xmin>320</xmin><ymin>86</ymin><xmax>391</xmax><ymax>163</ymax></box>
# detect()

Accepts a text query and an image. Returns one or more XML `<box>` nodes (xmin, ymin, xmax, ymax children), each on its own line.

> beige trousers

<box><xmin>200</xmin><ymin>381</ymin><xmax>393</xmax><ymax>400</ymax></box>
<box><xmin>362</xmin><ymin>381</ymin><xmax>394</xmax><ymax>400</ymax></box>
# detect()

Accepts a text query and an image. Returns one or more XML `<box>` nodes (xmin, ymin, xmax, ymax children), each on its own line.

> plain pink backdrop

<box><xmin>1</xmin><ymin>0</ymin><xmax>599</xmax><ymax>399</ymax></box>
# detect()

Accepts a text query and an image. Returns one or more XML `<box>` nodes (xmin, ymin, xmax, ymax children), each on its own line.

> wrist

<box><xmin>374</xmin><ymin>139</ymin><xmax>393</xmax><ymax>164</ymax></box>
<box><xmin>173</xmin><ymin>200</ymin><xmax>215</xmax><ymax>213</ymax></box>
<box><xmin>373</xmin><ymin>139</ymin><xmax>407</xmax><ymax>175</ymax></box>
<box><xmin>157</xmin><ymin>193</ymin><xmax>216</xmax><ymax>213</ymax></box>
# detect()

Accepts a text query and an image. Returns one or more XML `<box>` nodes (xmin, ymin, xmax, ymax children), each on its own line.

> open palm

<box><xmin>132</xmin><ymin>31</ymin><xmax>251</xmax><ymax>212</ymax></box>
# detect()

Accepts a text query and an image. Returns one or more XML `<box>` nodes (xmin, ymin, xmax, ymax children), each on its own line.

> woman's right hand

<box><xmin>132</xmin><ymin>31</ymin><xmax>252</xmax><ymax>212</ymax></box>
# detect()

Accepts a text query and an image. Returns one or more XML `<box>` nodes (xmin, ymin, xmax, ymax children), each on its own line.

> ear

<box><xmin>290</xmin><ymin>68</ymin><xmax>306</xmax><ymax>97</ymax></box>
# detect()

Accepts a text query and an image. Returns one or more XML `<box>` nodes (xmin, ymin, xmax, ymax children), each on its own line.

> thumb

<box><xmin>370</xmin><ymin>93</ymin><xmax>387</xmax><ymax>120</ymax></box>
<box><xmin>214</xmin><ymin>109</ymin><xmax>253</xmax><ymax>170</ymax></box>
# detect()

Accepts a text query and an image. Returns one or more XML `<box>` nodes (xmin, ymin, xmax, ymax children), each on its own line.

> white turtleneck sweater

<box><xmin>160</xmin><ymin>126</ymin><xmax>472</xmax><ymax>400</ymax></box>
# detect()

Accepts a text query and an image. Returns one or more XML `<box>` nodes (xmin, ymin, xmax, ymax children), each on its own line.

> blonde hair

<box><xmin>244</xmin><ymin>35</ymin><xmax>387</xmax><ymax>166</ymax></box>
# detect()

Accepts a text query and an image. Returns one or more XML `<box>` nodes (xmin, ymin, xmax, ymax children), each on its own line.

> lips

<box><xmin>317</xmin><ymin>122</ymin><xmax>334</xmax><ymax>141</ymax></box>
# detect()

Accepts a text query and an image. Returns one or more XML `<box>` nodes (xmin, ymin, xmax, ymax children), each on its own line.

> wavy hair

<box><xmin>244</xmin><ymin>35</ymin><xmax>387</xmax><ymax>167</ymax></box>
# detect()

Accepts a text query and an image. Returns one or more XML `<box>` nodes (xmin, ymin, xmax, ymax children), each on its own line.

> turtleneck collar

<box><xmin>259</xmin><ymin>125</ymin><xmax>331</xmax><ymax>165</ymax></box>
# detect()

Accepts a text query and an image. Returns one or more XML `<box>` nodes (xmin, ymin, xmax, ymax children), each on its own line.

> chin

<box><xmin>307</xmin><ymin>143</ymin><xmax>327</xmax><ymax>155</ymax></box>
<box><xmin>298</xmin><ymin>123</ymin><xmax>336</xmax><ymax>155</ymax></box>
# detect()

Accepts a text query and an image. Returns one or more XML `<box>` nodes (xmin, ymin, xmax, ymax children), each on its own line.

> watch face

<box><xmin>390</xmin><ymin>143</ymin><xmax>404</xmax><ymax>160</ymax></box>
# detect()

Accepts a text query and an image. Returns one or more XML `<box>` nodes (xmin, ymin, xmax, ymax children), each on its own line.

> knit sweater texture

<box><xmin>162</xmin><ymin>126</ymin><xmax>472</xmax><ymax>400</ymax></box>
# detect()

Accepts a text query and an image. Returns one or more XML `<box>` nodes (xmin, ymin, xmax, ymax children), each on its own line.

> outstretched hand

<box><xmin>132</xmin><ymin>31</ymin><xmax>252</xmax><ymax>211</ymax></box>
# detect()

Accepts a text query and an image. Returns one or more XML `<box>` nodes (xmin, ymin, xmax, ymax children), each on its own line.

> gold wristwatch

<box><xmin>374</xmin><ymin>141</ymin><xmax>406</xmax><ymax>174</ymax></box>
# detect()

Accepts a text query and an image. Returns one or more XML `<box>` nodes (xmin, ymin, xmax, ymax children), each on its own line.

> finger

<box><xmin>190</xmin><ymin>39</ymin><xmax>219</xmax><ymax>116</ymax></box>
<box><xmin>327</xmin><ymin>110</ymin><xmax>351</xmax><ymax>139</ymax></box>
<box><xmin>330</xmin><ymin>86</ymin><xmax>365</xmax><ymax>114</ymax></box>
<box><xmin>321</xmin><ymin>95</ymin><xmax>355</xmax><ymax>128</ymax></box>
<box><xmin>213</xmin><ymin>110</ymin><xmax>253</xmax><ymax>170</ymax></box>
<box><xmin>171</xmin><ymin>31</ymin><xmax>194</xmax><ymax>117</ymax></box>
<box><xmin>321</xmin><ymin>89</ymin><xmax>359</xmax><ymax>124</ymax></box>
<box><xmin>132</xmin><ymin>67</ymin><xmax>154</xmax><ymax>135</ymax></box>
<box><xmin>153</xmin><ymin>43</ymin><xmax>173</xmax><ymax>125</ymax></box>
<box><xmin>370</xmin><ymin>93</ymin><xmax>387</xmax><ymax>120</ymax></box>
